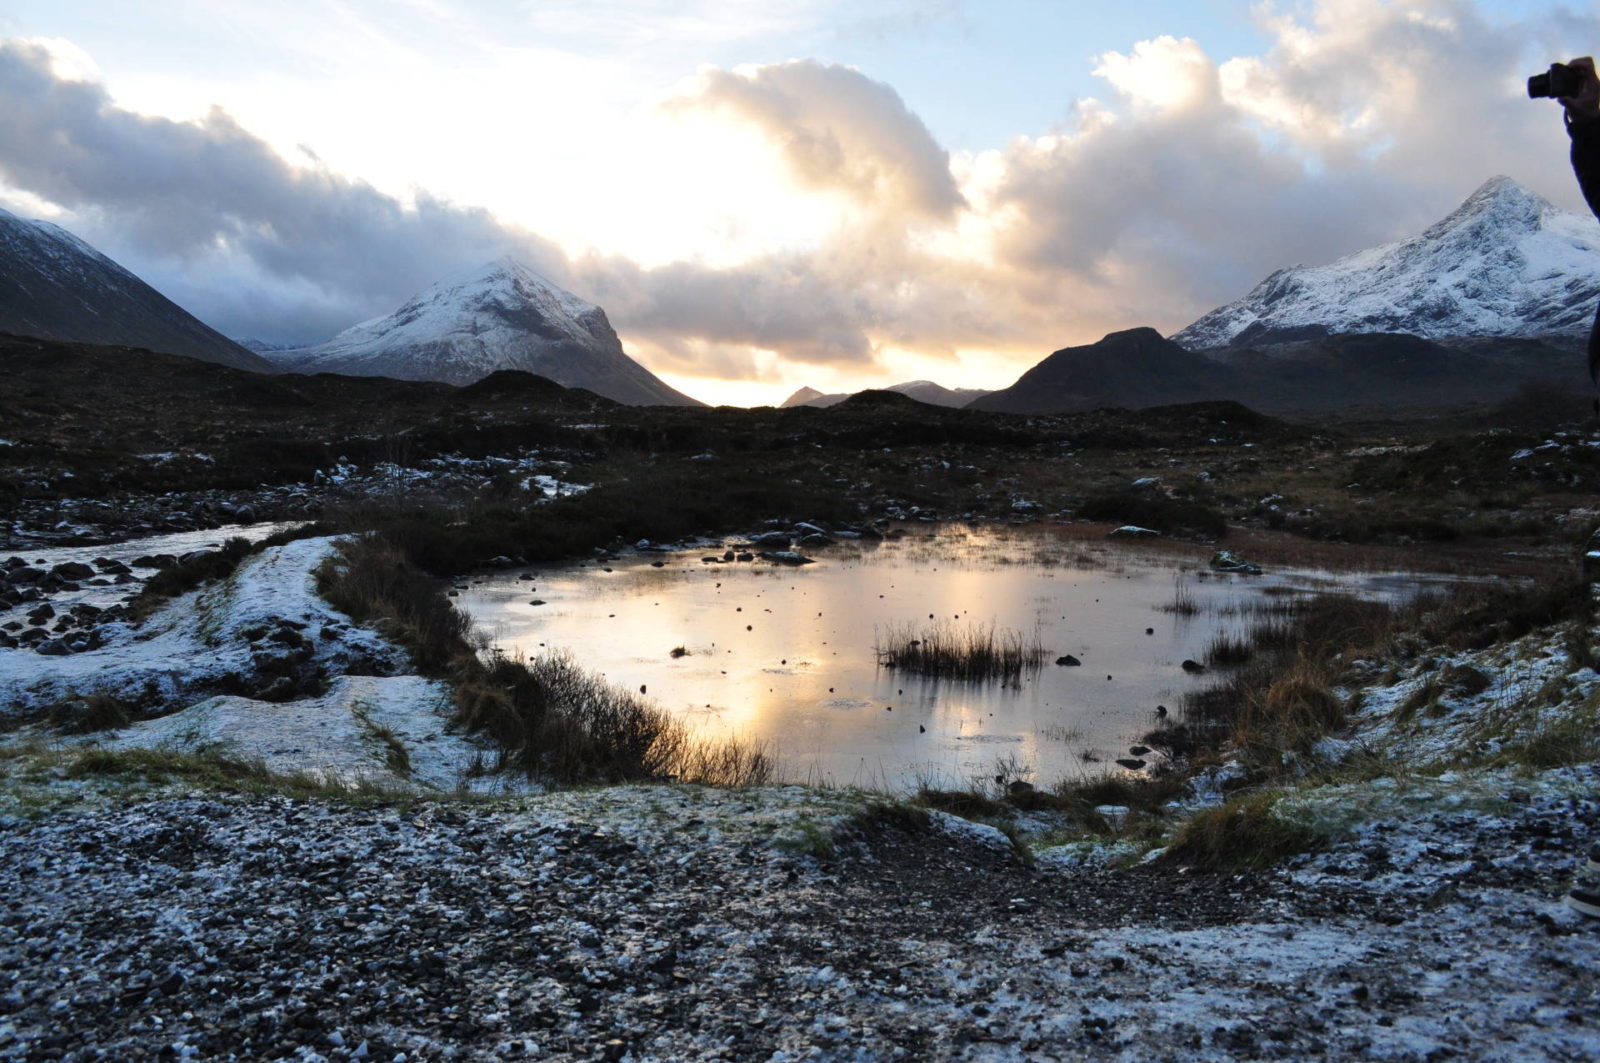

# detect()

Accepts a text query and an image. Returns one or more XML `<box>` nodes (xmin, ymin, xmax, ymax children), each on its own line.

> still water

<box><xmin>459</xmin><ymin>524</ymin><xmax>1468</xmax><ymax>792</ymax></box>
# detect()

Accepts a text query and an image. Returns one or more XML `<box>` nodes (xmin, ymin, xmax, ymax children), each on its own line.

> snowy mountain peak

<box><xmin>1425</xmin><ymin>175</ymin><xmax>1552</xmax><ymax>238</ymax></box>
<box><xmin>1171</xmin><ymin>176</ymin><xmax>1600</xmax><ymax>348</ymax></box>
<box><xmin>267</xmin><ymin>257</ymin><xmax>699</xmax><ymax>405</ymax></box>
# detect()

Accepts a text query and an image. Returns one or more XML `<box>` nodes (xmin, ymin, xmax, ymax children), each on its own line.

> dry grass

<box><xmin>875</xmin><ymin>619</ymin><xmax>1045</xmax><ymax>681</ymax></box>
<box><xmin>1161</xmin><ymin>575</ymin><xmax>1200</xmax><ymax>616</ymax></box>
<box><xmin>1161</xmin><ymin>791</ymin><xmax>1322</xmax><ymax>871</ymax></box>
<box><xmin>322</xmin><ymin>534</ymin><xmax>773</xmax><ymax>787</ymax></box>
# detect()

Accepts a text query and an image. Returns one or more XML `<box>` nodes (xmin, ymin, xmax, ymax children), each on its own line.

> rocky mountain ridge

<box><xmin>0</xmin><ymin>207</ymin><xmax>272</xmax><ymax>372</ymax></box>
<box><xmin>780</xmin><ymin>380</ymin><xmax>990</xmax><ymax>409</ymax></box>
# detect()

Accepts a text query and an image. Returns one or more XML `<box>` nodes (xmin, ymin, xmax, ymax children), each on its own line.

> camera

<box><xmin>1529</xmin><ymin>62</ymin><xmax>1586</xmax><ymax>99</ymax></box>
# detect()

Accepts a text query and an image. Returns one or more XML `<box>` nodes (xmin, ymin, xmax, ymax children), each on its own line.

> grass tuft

<box><xmin>1161</xmin><ymin>791</ymin><xmax>1322</xmax><ymax>871</ymax></box>
<box><xmin>875</xmin><ymin>619</ymin><xmax>1045</xmax><ymax>681</ymax></box>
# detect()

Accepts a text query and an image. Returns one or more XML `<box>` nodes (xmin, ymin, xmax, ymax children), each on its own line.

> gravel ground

<box><xmin>2</xmin><ymin>779</ymin><xmax>1597</xmax><ymax>1063</ymax></box>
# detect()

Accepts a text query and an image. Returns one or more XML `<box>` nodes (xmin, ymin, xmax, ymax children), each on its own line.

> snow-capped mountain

<box><xmin>0</xmin><ymin>207</ymin><xmax>273</xmax><ymax>372</ymax></box>
<box><xmin>1171</xmin><ymin>176</ymin><xmax>1600</xmax><ymax>349</ymax></box>
<box><xmin>779</xmin><ymin>380</ymin><xmax>991</xmax><ymax>408</ymax></box>
<box><xmin>269</xmin><ymin>258</ymin><xmax>700</xmax><ymax>406</ymax></box>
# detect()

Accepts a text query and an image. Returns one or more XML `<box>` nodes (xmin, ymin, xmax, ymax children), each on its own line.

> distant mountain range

<box><xmin>1171</xmin><ymin>176</ymin><xmax>1600</xmax><ymax>348</ymax></box>
<box><xmin>974</xmin><ymin>177</ymin><xmax>1596</xmax><ymax>415</ymax></box>
<box><xmin>4</xmin><ymin>173</ymin><xmax>1593</xmax><ymax>416</ymax></box>
<box><xmin>0</xmin><ymin>207</ymin><xmax>272</xmax><ymax>372</ymax></box>
<box><xmin>780</xmin><ymin>380</ymin><xmax>990</xmax><ymax>409</ymax></box>
<box><xmin>264</xmin><ymin>258</ymin><xmax>700</xmax><ymax>406</ymax></box>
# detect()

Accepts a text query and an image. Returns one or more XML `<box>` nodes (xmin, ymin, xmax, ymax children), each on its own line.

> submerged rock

<box><xmin>759</xmin><ymin>551</ymin><xmax>814</xmax><ymax>566</ymax></box>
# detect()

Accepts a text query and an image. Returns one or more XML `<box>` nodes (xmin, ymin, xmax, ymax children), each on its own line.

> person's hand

<box><xmin>1562</xmin><ymin>57</ymin><xmax>1600</xmax><ymax>124</ymax></box>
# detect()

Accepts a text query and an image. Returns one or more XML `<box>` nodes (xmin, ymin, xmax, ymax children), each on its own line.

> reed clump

<box><xmin>875</xmin><ymin>620</ymin><xmax>1045</xmax><ymax>681</ymax></box>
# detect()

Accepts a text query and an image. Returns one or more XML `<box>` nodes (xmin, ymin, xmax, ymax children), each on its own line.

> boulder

<box><xmin>1181</xmin><ymin>659</ymin><xmax>1206</xmax><ymax>674</ymax></box>
<box><xmin>1055</xmin><ymin>655</ymin><xmax>1082</xmax><ymax>667</ymax></box>
<box><xmin>1108</xmin><ymin>526</ymin><xmax>1160</xmax><ymax>539</ymax></box>
<box><xmin>1210</xmin><ymin>550</ymin><xmax>1262</xmax><ymax>575</ymax></box>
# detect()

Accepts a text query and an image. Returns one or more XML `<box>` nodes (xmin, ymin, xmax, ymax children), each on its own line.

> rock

<box><xmin>1055</xmin><ymin>655</ymin><xmax>1082</xmax><ymax>666</ymax></box>
<box><xmin>131</xmin><ymin>554</ymin><xmax>178</xmax><ymax>569</ymax></box>
<box><xmin>749</xmin><ymin>531</ymin><xmax>792</xmax><ymax>546</ymax></box>
<box><xmin>760</xmin><ymin>551</ymin><xmax>814</xmax><ymax>565</ymax></box>
<box><xmin>1008</xmin><ymin>781</ymin><xmax>1035</xmax><ymax>797</ymax></box>
<box><xmin>1108</xmin><ymin>526</ymin><xmax>1160</xmax><ymax>539</ymax></box>
<box><xmin>26</xmin><ymin>603</ymin><xmax>55</xmax><ymax>624</ymax></box>
<box><xmin>1115</xmin><ymin>758</ymin><xmax>1147</xmax><ymax>771</ymax></box>
<box><xmin>794</xmin><ymin>522</ymin><xmax>830</xmax><ymax>537</ymax></box>
<box><xmin>49</xmin><ymin>561</ymin><xmax>96</xmax><ymax>581</ymax></box>
<box><xmin>1210</xmin><ymin>550</ymin><xmax>1262</xmax><ymax>575</ymax></box>
<box><xmin>7</xmin><ymin>566</ymin><xmax>44</xmax><ymax>584</ymax></box>
<box><xmin>35</xmin><ymin>639</ymin><xmax>71</xmax><ymax>656</ymax></box>
<box><xmin>529</xmin><ymin>600</ymin><xmax>547</xmax><ymax>606</ymax></box>
<box><xmin>1128</xmin><ymin>745</ymin><xmax>1152</xmax><ymax>756</ymax></box>
<box><xmin>736</xmin><ymin>552</ymin><xmax>755</xmax><ymax>562</ymax></box>
<box><xmin>800</xmin><ymin>534</ymin><xmax>834</xmax><ymax>547</ymax></box>
<box><xmin>1181</xmin><ymin>659</ymin><xmax>1206</xmax><ymax>673</ymax></box>
<box><xmin>722</xmin><ymin>550</ymin><xmax>736</xmax><ymax>562</ymax></box>
<box><xmin>1094</xmin><ymin>805</ymin><xmax>1130</xmax><ymax>828</ymax></box>
<box><xmin>1132</xmin><ymin>477</ymin><xmax>1162</xmax><ymax>488</ymax></box>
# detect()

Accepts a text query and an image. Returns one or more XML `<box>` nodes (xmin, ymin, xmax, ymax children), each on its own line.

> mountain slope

<box><xmin>966</xmin><ymin>328</ymin><xmax>1236</xmax><ymax>414</ymax></box>
<box><xmin>0</xmin><ymin>208</ymin><xmax>272</xmax><ymax>372</ymax></box>
<box><xmin>1172</xmin><ymin>176</ymin><xmax>1600</xmax><ymax>348</ymax></box>
<box><xmin>270</xmin><ymin>258</ymin><xmax>700</xmax><ymax>406</ymax></box>
<box><xmin>779</xmin><ymin>380</ymin><xmax>992</xmax><ymax>409</ymax></box>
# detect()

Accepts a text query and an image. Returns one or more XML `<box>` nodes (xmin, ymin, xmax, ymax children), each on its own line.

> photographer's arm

<box><xmin>1562</xmin><ymin>57</ymin><xmax>1600</xmax><ymax>221</ymax></box>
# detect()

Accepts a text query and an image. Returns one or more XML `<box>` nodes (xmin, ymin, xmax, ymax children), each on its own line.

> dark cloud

<box><xmin>0</xmin><ymin>39</ymin><xmax>567</xmax><ymax>342</ymax></box>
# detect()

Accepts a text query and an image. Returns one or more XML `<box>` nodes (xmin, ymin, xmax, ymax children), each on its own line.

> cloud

<box><xmin>2</xmin><ymin>2</ymin><xmax>1599</xmax><ymax>394</ymax></box>
<box><xmin>0</xmin><ymin>37</ymin><xmax>568</xmax><ymax>342</ymax></box>
<box><xmin>667</xmin><ymin>59</ymin><xmax>966</xmax><ymax>220</ymax></box>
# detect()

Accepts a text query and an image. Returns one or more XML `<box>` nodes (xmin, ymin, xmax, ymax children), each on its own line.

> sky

<box><xmin>0</xmin><ymin>0</ymin><xmax>1596</xmax><ymax>405</ymax></box>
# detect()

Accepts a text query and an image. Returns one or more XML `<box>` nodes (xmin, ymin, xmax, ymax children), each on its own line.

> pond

<box><xmin>459</xmin><ymin>523</ymin><xmax>1481</xmax><ymax>793</ymax></box>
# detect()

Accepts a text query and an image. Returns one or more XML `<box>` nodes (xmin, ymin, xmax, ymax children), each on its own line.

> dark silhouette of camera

<box><xmin>1529</xmin><ymin>63</ymin><xmax>1585</xmax><ymax>99</ymax></box>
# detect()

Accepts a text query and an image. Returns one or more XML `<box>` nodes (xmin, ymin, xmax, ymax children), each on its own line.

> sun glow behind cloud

<box><xmin>0</xmin><ymin>1</ymin><xmax>1596</xmax><ymax>404</ymax></box>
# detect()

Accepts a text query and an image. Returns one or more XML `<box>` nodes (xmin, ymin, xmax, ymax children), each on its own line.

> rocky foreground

<box><xmin>1</xmin><ymin>775</ymin><xmax>1597</xmax><ymax>1063</ymax></box>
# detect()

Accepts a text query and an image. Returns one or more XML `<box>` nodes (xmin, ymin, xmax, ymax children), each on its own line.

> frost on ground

<box><xmin>2</xmin><ymin>537</ymin><xmax>404</xmax><ymax>718</ymax></box>
<box><xmin>2</xmin><ymin>539</ymin><xmax>1600</xmax><ymax>1059</ymax></box>
<box><xmin>0</xmin><ymin>774</ymin><xmax>1596</xmax><ymax>1062</ymax></box>
<box><xmin>0</xmin><ymin>535</ymin><xmax>517</xmax><ymax>794</ymax></box>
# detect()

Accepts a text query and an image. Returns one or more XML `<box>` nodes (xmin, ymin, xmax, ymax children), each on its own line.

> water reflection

<box><xmin>459</xmin><ymin>524</ymin><xmax>1472</xmax><ymax>792</ymax></box>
